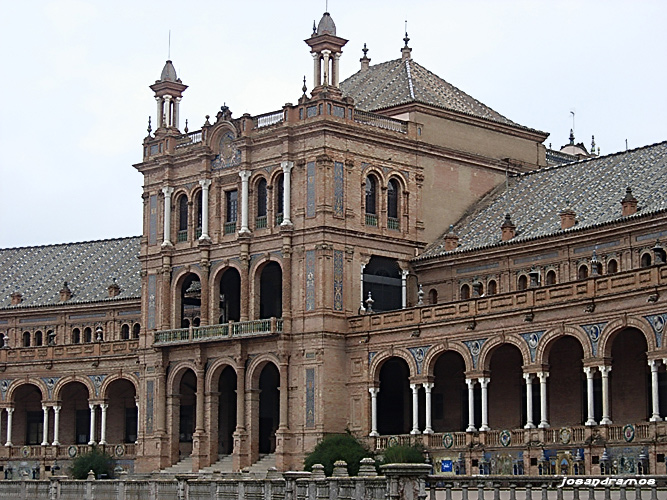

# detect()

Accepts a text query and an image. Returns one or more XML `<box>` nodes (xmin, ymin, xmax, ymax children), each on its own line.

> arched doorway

<box><xmin>432</xmin><ymin>351</ymin><xmax>467</xmax><ymax>432</ymax></box>
<box><xmin>217</xmin><ymin>367</ymin><xmax>237</xmax><ymax>455</ymax></box>
<box><xmin>105</xmin><ymin>379</ymin><xmax>137</xmax><ymax>444</ymax></box>
<box><xmin>258</xmin><ymin>363</ymin><xmax>279</xmax><ymax>454</ymax></box>
<box><xmin>178</xmin><ymin>370</ymin><xmax>196</xmax><ymax>457</ymax></box>
<box><xmin>363</xmin><ymin>256</ymin><xmax>402</xmax><ymax>312</ymax></box>
<box><xmin>259</xmin><ymin>262</ymin><xmax>282</xmax><ymax>319</ymax></box>
<box><xmin>548</xmin><ymin>336</ymin><xmax>584</xmax><ymax>426</ymax></box>
<box><xmin>12</xmin><ymin>384</ymin><xmax>44</xmax><ymax>445</ymax></box>
<box><xmin>610</xmin><ymin>328</ymin><xmax>648</xmax><ymax>423</ymax></box>
<box><xmin>180</xmin><ymin>274</ymin><xmax>201</xmax><ymax>328</ymax></box>
<box><xmin>60</xmin><ymin>382</ymin><xmax>91</xmax><ymax>445</ymax></box>
<box><xmin>488</xmin><ymin>344</ymin><xmax>524</xmax><ymax>429</ymax></box>
<box><xmin>219</xmin><ymin>268</ymin><xmax>241</xmax><ymax>323</ymax></box>
<box><xmin>377</xmin><ymin>357</ymin><xmax>411</xmax><ymax>435</ymax></box>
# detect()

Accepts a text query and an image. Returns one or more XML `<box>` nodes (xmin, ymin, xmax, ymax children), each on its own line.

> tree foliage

<box><xmin>304</xmin><ymin>433</ymin><xmax>372</xmax><ymax>476</ymax></box>
<box><xmin>70</xmin><ymin>447</ymin><xmax>115</xmax><ymax>479</ymax></box>
<box><xmin>378</xmin><ymin>443</ymin><xmax>426</xmax><ymax>466</ymax></box>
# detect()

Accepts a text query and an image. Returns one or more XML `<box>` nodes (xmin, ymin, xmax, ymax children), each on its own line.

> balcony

<box><xmin>153</xmin><ymin>318</ymin><xmax>282</xmax><ymax>346</ymax></box>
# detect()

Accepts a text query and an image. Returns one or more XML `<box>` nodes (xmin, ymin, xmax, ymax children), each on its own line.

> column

<box><xmin>466</xmin><ymin>379</ymin><xmax>476</xmax><ymax>432</ymax></box>
<box><xmin>195</xmin><ymin>369</ymin><xmax>205</xmax><ymax>433</ymax></box>
<box><xmin>41</xmin><ymin>406</ymin><xmax>49</xmax><ymax>446</ymax></box>
<box><xmin>163</xmin><ymin>95</ymin><xmax>172</xmax><ymax>127</ymax></box>
<box><xmin>134</xmin><ymin>398</ymin><xmax>140</xmax><ymax>443</ymax></box>
<box><xmin>524</xmin><ymin>374</ymin><xmax>535</xmax><ymax>429</ymax></box>
<box><xmin>173</xmin><ymin>97</ymin><xmax>181</xmax><ymax>129</ymax></box>
<box><xmin>359</xmin><ymin>263</ymin><xmax>366</xmax><ymax>313</ymax></box>
<box><xmin>239</xmin><ymin>170</ymin><xmax>251</xmax><ymax>234</ymax></box>
<box><xmin>88</xmin><ymin>404</ymin><xmax>97</xmax><ymax>445</ymax></box>
<box><xmin>584</xmin><ymin>367</ymin><xmax>596</xmax><ymax>426</ymax></box>
<box><xmin>161</xmin><ymin>187</ymin><xmax>174</xmax><ymax>246</ymax></box>
<box><xmin>423</xmin><ymin>383</ymin><xmax>434</xmax><ymax>434</ymax></box>
<box><xmin>235</xmin><ymin>365</ymin><xmax>246</xmax><ymax>432</ymax></box>
<box><xmin>5</xmin><ymin>408</ymin><xmax>13</xmax><ymax>446</ymax></box>
<box><xmin>652</xmin><ymin>360</ymin><xmax>663</xmax><ymax>422</ymax></box>
<box><xmin>537</xmin><ymin>372</ymin><xmax>549</xmax><ymax>428</ymax></box>
<box><xmin>198</xmin><ymin>179</ymin><xmax>211</xmax><ymax>240</ymax></box>
<box><xmin>155</xmin><ymin>96</ymin><xmax>163</xmax><ymax>128</ymax></box>
<box><xmin>599</xmin><ymin>366</ymin><xmax>612</xmax><ymax>425</ymax></box>
<box><xmin>479</xmin><ymin>377</ymin><xmax>490</xmax><ymax>431</ymax></box>
<box><xmin>409</xmin><ymin>383</ymin><xmax>420</xmax><ymax>434</ymax></box>
<box><xmin>369</xmin><ymin>388</ymin><xmax>379</xmax><ymax>437</ymax></box>
<box><xmin>52</xmin><ymin>405</ymin><xmax>61</xmax><ymax>446</ymax></box>
<box><xmin>333</xmin><ymin>53</ymin><xmax>341</xmax><ymax>87</ymax></box>
<box><xmin>280</xmin><ymin>161</ymin><xmax>293</xmax><ymax>226</ymax></box>
<box><xmin>278</xmin><ymin>360</ymin><xmax>289</xmax><ymax>430</ymax></box>
<box><xmin>401</xmin><ymin>270</ymin><xmax>409</xmax><ymax>308</ymax></box>
<box><xmin>312</xmin><ymin>53</ymin><xmax>320</xmax><ymax>88</ymax></box>
<box><xmin>99</xmin><ymin>403</ymin><xmax>108</xmax><ymax>445</ymax></box>
<box><xmin>322</xmin><ymin>50</ymin><xmax>331</xmax><ymax>86</ymax></box>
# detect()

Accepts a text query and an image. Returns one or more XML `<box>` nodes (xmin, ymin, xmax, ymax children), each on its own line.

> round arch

<box><xmin>477</xmin><ymin>336</ymin><xmax>531</xmax><ymax>372</ymax></box>
<box><xmin>205</xmin><ymin>357</ymin><xmax>238</xmax><ymax>393</ymax></box>
<box><xmin>534</xmin><ymin>326</ymin><xmax>592</xmax><ymax>365</ymax></box>
<box><xmin>598</xmin><ymin>316</ymin><xmax>655</xmax><ymax>358</ymax></box>
<box><xmin>368</xmin><ymin>349</ymin><xmax>418</xmax><ymax>384</ymax></box>
<box><xmin>52</xmin><ymin>376</ymin><xmax>94</xmax><ymax>402</ymax></box>
<box><xmin>251</xmin><ymin>259</ymin><xmax>283</xmax><ymax>320</ymax></box>
<box><xmin>245</xmin><ymin>353</ymin><xmax>281</xmax><ymax>391</ymax></box>
<box><xmin>99</xmin><ymin>374</ymin><xmax>139</xmax><ymax>401</ymax></box>
<box><xmin>6</xmin><ymin>379</ymin><xmax>47</xmax><ymax>404</ymax></box>
<box><xmin>422</xmin><ymin>343</ymin><xmax>474</xmax><ymax>376</ymax></box>
<box><xmin>172</xmin><ymin>268</ymin><xmax>204</xmax><ymax>329</ymax></box>
<box><xmin>166</xmin><ymin>361</ymin><xmax>200</xmax><ymax>396</ymax></box>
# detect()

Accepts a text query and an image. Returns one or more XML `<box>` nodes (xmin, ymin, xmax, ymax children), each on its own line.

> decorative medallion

<box><xmin>442</xmin><ymin>433</ymin><xmax>454</xmax><ymax>449</ymax></box>
<box><xmin>368</xmin><ymin>352</ymin><xmax>377</xmax><ymax>366</ymax></box>
<box><xmin>499</xmin><ymin>430</ymin><xmax>511</xmax><ymax>447</ymax></box>
<box><xmin>388</xmin><ymin>436</ymin><xmax>399</xmax><ymax>447</ymax></box>
<box><xmin>88</xmin><ymin>374</ymin><xmax>107</xmax><ymax>397</ymax></box>
<box><xmin>559</xmin><ymin>427</ymin><xmax>572</xmax><ymax>445</ymax></box>
<box><xmin>408</xmin><ymin>346</ymin><xmax>431</xmax><ymax>374</ymax></box>
<box><xmin>623</xmin><ymin>424</ymin><xmax>635</xmax><ymax>443</ymax></box>
<box><xmin>520</xmin><ymin>331</ymin><xmax>545</xmax><ymax>363</ymax></box>
<box><xmin>581</xmin><ymin>322</ymin><xmax>608</xmax><ymax>356</ymax></box>
<box><xmin>463</xmin><ymin>338</ymin><xmax>487</xmax><ymax>369</ymax></box>
<box><xmin>0</xmin><ymin>379</ymin><xmax>13</xmax><ymax>401</ymax></box>
<box><xmin>644</xmin><ymin>313</ymin><xmax>667</xmax><ymax>348</ymax></box>
<box><xmin>41</xmin><ymin>377</ymin><xmax>60</xmax><ymax>399</ymax></box>
<box><xmin>21</xmin><ymin>446</ymin><xmax>30</xmax><ymax>457</ymax></box>
<box><xmin>114</xmin><ymin>444</ymin><xmax>125</xmax><ymax>457</ymax></box>
<box><xmin>212</xmin><ymin>132</ymin><xmax>241</xmax><ymax>169</ymax></box>
<box><xmin>68</xmin><ymin>445</ymin><xmax>78</xmax><ymax>458</ymax></box>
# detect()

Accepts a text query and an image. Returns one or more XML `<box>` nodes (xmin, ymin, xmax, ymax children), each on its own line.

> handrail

<box><xmin>354</xmin><ymin>110</ymin><xmax>408</xmax><ymax>133</ymax></box>
<box><xmin>154</xmin><ymin>318</ymin><xmax>282</xmax><ymax>345</ymax></box>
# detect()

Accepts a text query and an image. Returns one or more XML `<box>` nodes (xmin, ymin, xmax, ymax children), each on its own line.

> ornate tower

<box><xmin>150</xmin><ymin>60</ymin><xmax>188</xmax><ymax>131</ymax></box>
<box><xmin>305</xmin><ymin>13</ymin><xmax>347</xmax><ymax>93</ymax></box>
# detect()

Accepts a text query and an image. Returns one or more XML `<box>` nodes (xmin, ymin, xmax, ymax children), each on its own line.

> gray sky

<box><xmin>1</xmin><ymin>0</ymin><xmax>665</xmax><ymax>248</ymax></box>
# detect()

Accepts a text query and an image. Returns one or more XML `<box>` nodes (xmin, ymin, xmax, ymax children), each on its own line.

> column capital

<box><xmin>53</xmin><ymin>405</ymin><xmax>61</xmax><ymax>412</ymax></box>
<box><xmin>280</xmin><ymin>160</ymin><xmax>294</xmax><ymax>173</ymax></box>
<box><xmin>5</xmin><ymin>407</ymin><xmax>13</xmax><ymax>414</ymax></box>
<box><xmin>478</xmin><ymin>377</ymin><xmax>490</xmax><ymax>387</ymax></box>
<box><xmin>368</xmin><ymin>387</ymin><xmax>379</xmax><ymax>396</ymax></box>
<box><xmin>199</xmin><ymin>179</ymin><xmax>211</xmax><ymax>189</ymax></box>
<box><xmin>100</xmin><ymin>403</ymin><xmax>108</xmax><ymax>410</ymax></box>
<box><xmin>537</xmin><ymin>372</ymin><xmax>549</xmax><ymax>382</ymax></box>
<box><xmin>598</xmin><ymin>365</ymin><xmax>612</xmax><ymax>375</ymax></box>
<box><xmin>523</xmin><ymin>373</ymin><xmax>534</xmax><ymax>382</ymax></box>
<box><xmin>42</xmin><ymin>405</ymin><xmax>49</xmax><ymax>412</ymax></box>
<box><xmin>465</xmin><ymin>378</ymin><xmax>476</xmax><ymax>389</ymax></box>
<box><xmin>422</xmin><ymin>382</ymin><xmax>434</xmax><ymax>391</ymax></box>
<box><xmin>583</xmin><ymin>366</ymin><xmax>597</xmax><ymax>376</ymax></box>
<box><xmin>649</xmin><ymin>359</ymin><xmax>661</xmax><ymax>369</ymax></box>
<box><xmin>89</xmin><ymin>403</ymin><xmax>97</xmax><ymax>410</ymax></box>
<box><xmin>239</xmin><ymin>170</ymin><xmax>252</xmax><ymax>181</ymax></box>
<box><xmin>409</xmin><ymin>383</ymin><xmax>420</xmax><ymax>391</ymax></box>
<box><xmin>161</xmin><ymin>186</ymin><xmax>174</xmax><ymax>197</ymax></box>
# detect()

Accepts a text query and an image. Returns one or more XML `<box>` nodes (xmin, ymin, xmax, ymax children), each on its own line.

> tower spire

<box><xmin>150</xmin><ymin>60</ymin><xmax>187</xmax><ymax>131</ymax></box>
<box><xmin>306</xmin><ymin>12</ymin><xmax>347</xmax><ymax>92</ymax></box>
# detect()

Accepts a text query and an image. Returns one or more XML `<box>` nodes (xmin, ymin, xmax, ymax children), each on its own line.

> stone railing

<box><xmin>175</xmin><ymin>130</ymin><xmax>203</xmax><ymax>149</ymax></box>
<box><xmin>154</xmin><ymin>318</ymin><xmax>282</xmax><ymax>346</ymax></box>
<box><xmin>0</xmin><ymin>443</ymin><xmax>135</xmax><ymax>462</ymax></box>
<box><xmin>0</xmin><ymin>340</ymin><xmax>139</xmax><ymax>363</ymax></box>
<box><xmin>253</xmin><ymin>110</ymin><xmax>284</xmax><ymax>129</ymax></box>
<box><xmin>354</xmin><ymin>110</ymin><xmax>408</xmax><ymax>134</ymax></box>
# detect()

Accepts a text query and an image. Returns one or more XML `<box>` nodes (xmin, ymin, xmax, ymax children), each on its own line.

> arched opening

<box><xmin>72</xmin><ymin>328</ymin><xmax>80</xmax><ymax>344</ymax></box>
<box><xmin>256</xmin><ymin>178</ymin><xmax>267</xmax><ymax>228</ymax></box>
<box><xmin>607</xmin><ymin>259</ymin><xmax>618</xmax><ymax>274</ymax></box>
<box><xmin>178</xmin><ymin>369</ymin><xmax>196</xmax><ymax>457</ymax></box>
<box><xmin>84</xmin><ymin>327</ymin><xmax>92</xmax><ymax>343</ymax></box>
<box><xmin>487</xmin><ymin>280</ymin><xmax>498</xmax><ymax>296</ymax></box>
<box><xmin>132</xmin><ymin>323</ymin><xmax>141</xmax><ymax>338</ymax></box>
<box><xmin>60</xmin><ymin>382</ymin><xmax>91</xmax><ymax>445</ymax></box>
<box><xmin>548</xmin><ymin>336</ymin><xmax>584</xmax><ymax>426</ymax></box>
<box><xmin>22</xmin><ymin>331</ymin><xmax>30</xmax><ymax>347</ymax></box>
<box><xmin>428</xmin><ymin>289</ymin><xmax>438</xmax><ymax>305</ymax></box>
<box><xmin>488</xmin><ymin>344</ymin><xmax>524</xmax><ymax>429</ymax></box>
<box><xmin>545</xmin><ymin>270</ymin><xmax>557</xmax><ymax>285</ymax></box>
<box><xmin>46</xmin><ymin>329</ymin><xmax>55</xmax><ymax>345</ymax></box>
<box><xmin>275</xmin><ymin>174</ymin><xmax>284</xmax><ymax>225</ymax></box>
<box><xmin>180</xmin><ymin>273</ymin><xmax>201</xmax><ymax>328</ymax></box>
<box><xmin>12</xmin><ymin>384</ymin><xmax>43</xmax><ymax>445</ymax></box>
<box><xmin>195</xmin><ymin>190</ymin><xmax>203</xmax><ymax>238</ymax></box>
<box><xmin>578</xmin><ymin>265</ymin><xmax>589</xmax><ymax>279</ymax></box>
<box><xmin>105</xmin><ymin>379</ymin><xmax>137</xmax><ymax>444</ymax></box>
<box><xmin>365</xmin><ymin>175</ymin><xmax>378</xmax><ymax>225</ymax></box>
<box><xmin>610</xmin><ymin>328</ymin><xmax>648</xmax><ymax>423</ymax></box>
<box><xmin>377</xmin><ymin>357</ymin><xmax>411</xmax><ymax>435</ymax></box>
<box><xmin>219</xmin><ymin>268</ymin><xmax>241</xmax><ymax>323</ymax></box>
<box><xmin>178</xmin><ymin>194</ymin><xmax>188</xmax><ymax>242</ymax></box>
<box><xmin>258</xmin><ymin>363</ymin><xmax>280</xmax><ymax>454</ymax></box>
<box><xmin>259</xmin><ymin>262</ymin><xmax>282</xmax><ymax>319</ymax></box>
<box><xmin>34</xmin><ymin>331</ymin><xmax>43</xmax><ymax>346</ymax></box>
<box><xmin>120</xmin><ymin>324</ymin><xmax>130</xmax><ymax>340</ymax></box>
<box><xmin>217</xmin><ymin>367</ymin><xmax>237</xmax><ymax>455</ymax></box>
<box><xmin>387</xmin><ymin>178</ymin><xmax>399</xmax><ymax>230</ymax></box>
<box><xmin>432</xmin><ymin>352</ymin><xmax>467</xmax><ymax>432</ymax></box>
<box><xmin>363</xmin><ymin>256</ymin><xmax>402</xmax><ymax>312</ymax></box>
<box><xmin>641</xmin><ymin>253</ymin><xmax>652</xmax><ymax>268</ymax></box>
<box><xmin>460</xmin><ymin>284</ymin><xmax>470</xmax><ymax>300</ymax></box>
<box><xmin>593</xmin><ymin>262</ymin><xmax>603</xmax><ymax>275</ymax></box>
<box><xmin>517</xmin><ymin>275</ymin><xmax>528</xmax><ymax>291</ymax></box>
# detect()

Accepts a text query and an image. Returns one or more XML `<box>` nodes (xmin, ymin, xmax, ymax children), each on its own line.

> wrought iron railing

<box><xmin>255</xmin><ymin>216</ymin><xmax>267</xmax><ymax>229</ymax></box>
<box><xmin>365</xmin><ymin>214</ymin><xmax>378</xmax><ymax>226</ymax></box>
<box><xmin>224</xmin><ymin>222</ymin><xmax>236</xmax><ymax>235</ymax></box>
<box><xmin>177</xmin><ymin>230</ymin><xmax>188</xmax><ymax>242</ymax></box>
<box><xmin>388</xmin><ymin>217</ymin><xmax>400</xmax><ymax>230</ymax></box>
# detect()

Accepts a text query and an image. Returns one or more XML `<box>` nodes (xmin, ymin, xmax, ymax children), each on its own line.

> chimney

<box><xmin>360</xmin><ymin>43</ymin><xmax>371</xmax><ymax>72</ymax></box>
<box><xmin>10</xmin><ymin>292</ymin><xmax>22</xmax><ymax>306</ymax></box>
<box><xmin>443</xmin><ymin>225</ymin><xmax>459</xmax><ymax>251</ymax></box>
<box><xmin>59</xmin><ymin>282</ymin><xmax>72</xmax><ymax>302</ymax></box>
<box><xmin>108</xmin><ymin>278</ymin><xmax>121</xmax><ymax>298</ymax></box>
<box><xmin>559</xmin><ymin>207</ymin><xmax>576</xmax><ymax>230</ymax></box>
<box><xmin>621</xmin><ymin>187</ymin><xmax>638</xmax><ymax>216</ymax></box>
<box><xmin>501</xmin><ymin>213</ymin><xmax>516</xmax><ymax>241</ymax></box>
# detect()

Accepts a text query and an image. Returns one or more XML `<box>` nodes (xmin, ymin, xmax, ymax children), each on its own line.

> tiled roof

<box><xmin>417</xmin><ymin>141</ymin><xmax>667</xmax><ymax>260</ymax></box>
<box><xmin>341</xmin><ymin>57</ymin><xmax>530</xmax><ymax>129</ymax></box>
<box><xmin>0</xmin><ymin>237</ymin><xmax>141</xmax><ymax>310</ymax></box>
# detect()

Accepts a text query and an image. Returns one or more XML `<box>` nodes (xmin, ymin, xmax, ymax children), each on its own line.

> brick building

<box><xmin>0</xmin><ymin>11</ymin><xmax>666</xmax><ymax>477</ymax></box>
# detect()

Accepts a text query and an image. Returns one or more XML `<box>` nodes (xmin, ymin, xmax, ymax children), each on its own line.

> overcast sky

<box><xmin>1</xmin><ymin>1</ymin><xmax>665</xmax><ymax>248</ymax></box>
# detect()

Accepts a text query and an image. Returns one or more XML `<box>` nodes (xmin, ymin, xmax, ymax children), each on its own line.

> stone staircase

<box><xmin>159</xmin><ymin>455</ymin><xmax>194</xmax><ymax>475</ymax></box>
<box><xmin>199</xmin><ymin>454</ymin><xmax>234</xmax><ymax>474</ymax></box>
<box><xmin>246</xmin><ymin>453</ymin><xmax>276</xmax><ymax>474</ymax></box>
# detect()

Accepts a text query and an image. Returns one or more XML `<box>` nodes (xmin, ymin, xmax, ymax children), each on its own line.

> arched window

<box><xmin>641</xmin><ymin>253</ymin><xmax>652</xmax><ymax>268</ymax></box>
<box><xmin>607</xmin><ymin>259</ymin><xmax>618</xmax><ymax>274</ymax></box>
<box><xmin>120</xmin><ymin>324</ymin><xmax>130</xmax><ymax>340</ymax></box>
<box><xmin>178</xmin><ymin>195</ymin><xmax>188</xmax><ymax>242</ymax></box>
<box><xmin>365</xmin><ymin>175</ymin><xmax>378</xmax><ymax>226</ymax></box>
<box><xmin>256</xmin><ymin>178</ymin><xmax>267</xmax><ymax>228</ymax></box>
<box><xmin>428</xmin><ymin>289</ymin><xmax>438</xmax><ymax>305</ymax></box>
<box><xmin>72</xmin><ymin>328</ymin><xmax>80</xmax><ymax>344</ymax></box>
<box><xmin>275</xmin><ymin>175</ymin><xmax>284</xmax><ymax>225</ymax></box>
<box><xmin>517</xmin><ymin>275</ymin><xmax>528</xmax><ymax>291</ymax></box>
<box><xmin>34</xmin><ymin>330</ymin><xmax>43</xmax><ymax>346</ymax></box>
<box><xmin>487</xmin><ymin>280</ymin><xmax>498</xmax><ymax>296</ymax></box>
<box><xmin>46</xmin><ymin>330</ymin><xmax>54</xmax><ymax>345</ymax></box>
<box><xmin>387</xmin><ymin>179</ymin><xmax>399</xmax><ymax>230</ymax></box>
<box><xmin>132</xmin><ymin>323</ymin><xmax>141</xmax><ymax>338</ymax></box>
<box><xmin>84</xmin><ymin>327</ymin><xmax>92</xmax><ymax>343</ymax></box>
<box><xmin>545</xmin><ymin>270</ymin><xmax>557</xmax><ymax>285</ymax></box>
<box><xmin>22</xmin><ymin>331</ymin><xmax>31</xmax><ymax>347</ymax></box>
<box><xmin>578</xmin><ymin>265</ymin><xmax>589</xmax><ymax>279</ymax></box>
<box><xmin>195</xmin><ymin>191</ymin><xmax>203</xmax><ymax>238</ymax></box>
<box><xmin>460</xmin><ymin>284</ymin><xmax>470</xmax><ymax>300</ymax></box>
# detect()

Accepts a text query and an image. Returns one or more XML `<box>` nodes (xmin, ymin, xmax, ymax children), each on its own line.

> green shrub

<box><xmin>69</xmin><ymin>447</ymin><xmax>115</xmax><ymax>479</ymax></box>
<box><xmin>378</xmin><ymin>443</ymin><xmax>426</xmax><ymax>465</ymax></box>
<box><xmin>304</xmin><ymin>433</ymin><xmax>372</xmax><ymax>476</ymax></box>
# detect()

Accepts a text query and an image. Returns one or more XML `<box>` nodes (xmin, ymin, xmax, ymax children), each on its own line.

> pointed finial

<box><xmin>403</xmin><ymin>30</ymin><xmax>410</xmax><ymax>47</ymax></box>
<box><xmin>591</xmin><ymin>135</ymin><xmax>596</xmax><ymax>154</ymax></box>
<box><xmin>313</xmin><ymin>20</ymin><xmax>317</xmax><ymax>34</ymax></box>
<box><xmin>302</xmin><ymin>76</ymin><xmax>307</xmax><ymax>95</ymax></box>
<box><xmin>362</xmin><ymin>43</ymin><xmax>368</xmax><ymax>57</ymax></box>
<box><xmin>184</xmin><ymin>119</ymin><xmax>189</xmax><ymax>134</ymax></box>
<box><xmin>147</xmin><ymin>116</ymin><xmax>152</xmax><ymax>135</ymax></box>
<box><xmin>569</xmin><ymin>128</ymin><xmax>575</xmax><ymax>145</ymax></box>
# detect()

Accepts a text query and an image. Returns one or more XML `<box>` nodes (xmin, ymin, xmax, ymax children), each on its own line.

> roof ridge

<box><xmin>0</xmin><ymin>235</ymin><xmax>141</xmax><ymax>252</ymax></box>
